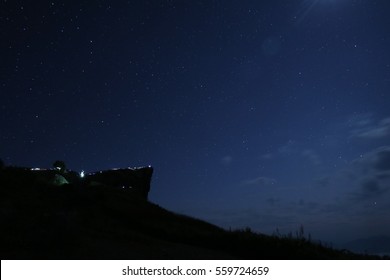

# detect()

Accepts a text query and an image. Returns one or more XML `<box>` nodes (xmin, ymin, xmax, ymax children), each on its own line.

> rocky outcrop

<box><xmin>0</xmin><ymin>165</ymin><xmax>153</xmax><ymax>201</ymax></box>
<box><xmin>84</xmin><ymin>166</ymin><xmax>153</xmax><ymax>200</ymax></box>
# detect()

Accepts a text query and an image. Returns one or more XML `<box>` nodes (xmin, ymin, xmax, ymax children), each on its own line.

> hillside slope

<box><xmin>0</xmin><ymin>168</ymin><xmax>383</xmax><ymax>259</ymax></box>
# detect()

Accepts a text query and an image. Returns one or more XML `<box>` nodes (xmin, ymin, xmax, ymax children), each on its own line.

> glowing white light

<box><xmin>31</xmin><ymin>168</ymin><xmax>41</xmax><ymax>171</ymax></box>
<box><xmin>80</xmin><ymin>170</ymin><xmax>85</xmax><ymax>178</ymax></box>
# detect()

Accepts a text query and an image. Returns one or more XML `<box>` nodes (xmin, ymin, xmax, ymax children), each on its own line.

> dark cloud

<box><xmin>296</xmin><ymin>200</ymin><xmax>320</xmax><ymax>213</ymax></box>
<box><xmin>374</xmin><ymin>150</ymin><xmax>390</xmax><ymax>171</ymax></box>
<box><xmin>315</xmin><ymin>176</ymin><xmax>331</xmax><ymax>188</ymax></box>
<box><xmin>376</xmin><ymin>172</ymin><xmax>390</xmax><ymax>180</ymax></box>
<box><xmin>266</xmin><ymin>197</ymin><xmax>280</xmax><ymax>206</ymax></box>
<box><xmin>352</xmin><ymin>179</ymin><xmax>389</xmax><ymax>201</ymax></box>
<box><xmin>345</xmin><ymin>146</ymin><xmax>390</xmax><ymax>201</ymax></box>
<box><xmin>362</xmin><ymin>180</ymin><xmax>381</xmax><ymax>194</ymax></box>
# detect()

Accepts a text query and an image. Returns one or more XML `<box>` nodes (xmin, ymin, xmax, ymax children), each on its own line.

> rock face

<box><xmin>84</xmin><ymin>166</ymin><xmax>153</xmax><ymax>200</ymax></box>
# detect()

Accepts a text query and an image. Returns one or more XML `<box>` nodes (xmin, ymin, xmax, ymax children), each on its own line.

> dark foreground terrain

<box><xmin>0</xmin><ymin>166</ymin><xmax>384</xmax><ymax>260</ymax></box>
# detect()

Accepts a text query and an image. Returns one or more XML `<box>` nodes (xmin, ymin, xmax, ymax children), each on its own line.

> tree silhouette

<box><xmin>53</xmin><ymin>160</ymin><xmax>66</xmax><ymax>172</ymax></box>
<box><xmin>0</xmin><ymin>158</ymin><xmax>4</xmax><ymax>169</ymax></box>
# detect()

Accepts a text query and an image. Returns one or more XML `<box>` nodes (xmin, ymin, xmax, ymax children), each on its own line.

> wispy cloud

<box><xmin>350</xmin><ymin>117</ymin><xmax>390</xmax><ymax>140</ymax></box>
<box><xmin>277</xmin><ymin>140</ymin><xmax>296</xmax><ymax>155</ymax></box>
<box><xmin>302</xmin><ymin>149</ymin><xmax>322</xmax><ymax>165</ymax></box>
<box><xmin>261</xmin><ymin>141</ymin><xmax>322</xmax><ymax>166</ymax></box>
<box><xmin>260</xmin><ymin>153</ymin><xmax>273</xmax><ymax>160</ymax></box>
<box><xmin>220</xmin><ymin>155</ymin><xmax>233</xmax><ymax>165</ymax></box>
<box><xmin>242</xmin><ymin>176</ymin><xmax>277</xmax><ymax>187</ymax></box>
<box><xmin>260</xmin><ymin>140</ymin><xmax>297</xmax><ymax>160</ymax></box>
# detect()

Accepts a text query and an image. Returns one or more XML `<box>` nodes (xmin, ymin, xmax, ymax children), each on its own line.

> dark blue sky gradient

<box><xmin>2</xmin><ymin>0</ymin><xmax>390</xmax><ymax>244</ymax></box>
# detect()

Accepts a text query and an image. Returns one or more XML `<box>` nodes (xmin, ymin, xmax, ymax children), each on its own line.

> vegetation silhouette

<box><xmin>0</xmin><ymin>163</ymin><xmax>387</xmax><ymax>260</ymax></box>
<box><xmin>53</xmin><ymin>160</ymin><xmax>66</xmax><ymax>173</ymax></box>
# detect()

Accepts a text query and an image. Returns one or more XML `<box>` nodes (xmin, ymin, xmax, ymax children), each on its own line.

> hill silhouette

<box><xmin>0</xmin><ymin>164</ymin><xmax>385</xmax><ymax>259</ymax></box>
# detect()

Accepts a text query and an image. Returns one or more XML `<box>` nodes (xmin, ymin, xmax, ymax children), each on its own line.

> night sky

<box><xmin>2</xmin><ymin>0</ymin><xmax>390</xmax><ymax>245</ymax></box>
